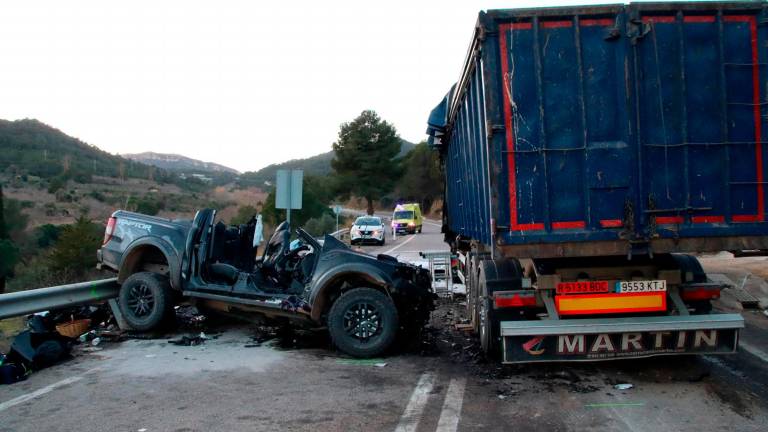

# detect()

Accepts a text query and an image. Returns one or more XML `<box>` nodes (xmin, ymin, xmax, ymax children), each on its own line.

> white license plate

<box><xmin>616</xmin><ymin>280</ymin><xmax>667</xmax><ymax>293</ymax></box>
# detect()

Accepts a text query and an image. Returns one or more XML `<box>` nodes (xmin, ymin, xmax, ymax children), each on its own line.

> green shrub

<box><xmin>135</xmin><ymin>198</ymin><xmax>160</xmax><ymax>216</ymax></box>
<box><xmin>231</xmin><ymin>205</ymin><xmax>258</xmax><ymax>225</ymax></box>
<box><xmin>49</xmin><ymin>216</ymin><xmax>102</xmax><ymax>276</ymax></box>
<box><xmin>47</xmin><ymin>176</ymin><xmax>66</xmax><ymax>194</ymax></box>
<box><xmin>88</xmin><ymin>190</ymin><xmax>106</xmax><ymax>202</ymax></box>
<box><xmin>303</xmin><ymin>213</ymin><xmax>336</xmax><ymax>237</ymax></box>
<box><xmin>36</xmin><ymin>224</ymin><xmax>61</xmax><ymax>248</ymax></box>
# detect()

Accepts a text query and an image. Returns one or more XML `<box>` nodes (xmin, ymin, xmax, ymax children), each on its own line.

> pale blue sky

<box><xmin>1</xmin><ymin>0</ymin><xmax>613</xmax><ymax>172</ymax></box>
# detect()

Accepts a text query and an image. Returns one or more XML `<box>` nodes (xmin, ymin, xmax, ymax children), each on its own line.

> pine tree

<box><xmin>331</xmin><ymin>110</ymin><xmax>403</xmax><ymax>215</ymax></box>
<box><xmin>0</xmin><ymin>185</ymin><xmax>19</xmax><ymax>293</ymax></box>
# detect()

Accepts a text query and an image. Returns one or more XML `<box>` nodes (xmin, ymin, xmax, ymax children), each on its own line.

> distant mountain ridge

<box><xmin>123</xmin><ymin>152</ymin><xmax>240</xmax><ymax>174</ymax></box>
<box><xmin>0</xmin><ymin>119</ymin><xmax>416</xmax><ymax>188</ymax></box>
<box><xmin>0</xmin><ymin>119</ymin><xmax>161</xmax><ymax>181</ymax></box>
<box><xmin>237</xmin><ymin>139</ymin><xmax>416</xmax><ymax>187</ymax></box>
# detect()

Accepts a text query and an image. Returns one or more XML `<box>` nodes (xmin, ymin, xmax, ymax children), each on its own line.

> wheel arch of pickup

<box><xmin>118</xmin><ymin>238</ymin><xmax>182</xmax><ymax>291</ymax></box>
<box><xmin>308</xmin><ymin>262</ymin><xmax>393</xmax><ymax>322</ymax></box>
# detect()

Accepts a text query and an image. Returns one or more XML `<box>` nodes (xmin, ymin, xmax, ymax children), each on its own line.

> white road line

<box><xmin>424</xmin><ymin>221</ymin><xmax>442</xmax><ymax>227</ymax></box>
<box><xmin>382</xmin><ymin>234</ymin><xmax>417</xmax><ymax>255</ymax></box>
<box><xmin>0</xmin><ymin>367</ymin><xmax>99</xmax><ymax>413</ymax></box>
<box><xmin>740</xmin><ymin>341</ymin><xmax>768</xmax><ymax>363</ymax></box>
<box><xmin>436</xmin><ymin>377</ymin><xmax>467</xmax><ymax>432</ymax></box>
<box><xmin>394</xmin><ymin>372</ymin><xmax>436</xmax><ymax>432</ymax></box>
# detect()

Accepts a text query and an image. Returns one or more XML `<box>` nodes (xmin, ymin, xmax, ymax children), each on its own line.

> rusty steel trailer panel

<box><xmin>427</xmin><ymin>2</ymin><xmax>768</xmax><ymax>257</ymax></box>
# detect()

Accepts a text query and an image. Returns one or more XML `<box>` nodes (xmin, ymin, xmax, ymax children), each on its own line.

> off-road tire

<box><xmin>327</xmin><ymin>288</ymin><xmax>398</xmax><ymax>358</ymax></box>
<box><xmin>119</xmin><ymin>272</ymin><xmax>173</xmax><ymax>331</ymax></box>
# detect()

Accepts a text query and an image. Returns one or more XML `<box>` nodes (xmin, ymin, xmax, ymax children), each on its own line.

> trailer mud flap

<box><xmin>500</xmin><ymin>314</ymin><xmax>743</xmax><ymax>363</ymax></box>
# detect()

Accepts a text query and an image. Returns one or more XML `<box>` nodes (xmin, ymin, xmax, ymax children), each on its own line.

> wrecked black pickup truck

<box><xmin>97</xmin><ymin>208</ymin><xmax>434</xmax><ymax>357</ymax></box>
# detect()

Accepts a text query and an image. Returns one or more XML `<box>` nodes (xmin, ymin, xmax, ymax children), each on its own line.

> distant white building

<box><xmin>191</xmin><ymin>173</ymin><xmax>213</xmax><ymax>184</ymax></box>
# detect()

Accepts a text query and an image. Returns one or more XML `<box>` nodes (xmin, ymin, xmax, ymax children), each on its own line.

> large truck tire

<box><xmin>119</xmin><ymin>272</ymin><xmax>174</xmax><ymax>331</ymax></box>
<box><xmin>468</xmin><ymin>255</ymin><xmax>480</xmax><ymax>334</ymax></box>
<box><xmin>327</xmin><ymin>288</ymin><xmax>399</xmax><ymax>358</ymax></box>
<box><xmin>671</xmin><ymin>254</ymin><xmax>712</xmax><ymax>314</ymax></box>
<box><xmin>477</xmin><ymin>259</ymin><xmax>523</xmax><ymax>358</ymax></box>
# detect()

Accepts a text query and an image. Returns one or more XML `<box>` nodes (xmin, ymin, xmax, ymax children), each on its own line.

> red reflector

<box><xmin>681</xmin><ymin>287</ymin><xmax>721</xmax><ymax>301</ymax></box>
<box><xmin>494</xmin><ymin>292</ymin><xmax>536</xmax><ymax>308</ymax></box>
<box><xmin>103</xmin><ymin>217</ymin><xmax>116</xmax><ymax>245</ymax></box>
<box><xmin>557</xmin><ymin>281</ymin><xmax>610</xmax><ymax>294</ymax></box>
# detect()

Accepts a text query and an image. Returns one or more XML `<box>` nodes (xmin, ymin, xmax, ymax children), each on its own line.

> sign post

<box><xmin>333</xmin><ymin>205</ymin><xmax>342</xmax><ymax>233</ymax></box>
<box><xmin>276</xmin><ymin>169</ymin><xmax>303</xmax><ymax>225</ymax></box>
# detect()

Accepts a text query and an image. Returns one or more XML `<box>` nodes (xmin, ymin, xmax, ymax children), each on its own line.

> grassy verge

<box><xmin>0</xmin><ymin>317</ymin><xmax>25</xmax><ymax>353</ymax></box>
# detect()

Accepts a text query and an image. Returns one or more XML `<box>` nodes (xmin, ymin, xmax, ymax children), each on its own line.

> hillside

<box><xmin>0</xmin><ymin>119</ymin><xmax>164</xmax><ymax>182</ymax></box>
<box><xmin>238</xmin><ymin>139</ymin><xmax>416</xmax><ymax>187</ymax></box>
<box><xmin>123</xmin><ymin>152</ymin><xmax>240</xmax><ymax>174</ymax></box>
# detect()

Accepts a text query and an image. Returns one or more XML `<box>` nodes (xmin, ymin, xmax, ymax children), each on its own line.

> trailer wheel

<box><xmin>478</xmin><ymin>262</ymin><xmax>502</xmax><ymax>357</ymax></box>
<box><xmin>468</xmin><ymin>256</ymin><xmax>480</xmax><ymax>334</ymax></box>
<box><xmin>119</xmin><ymin>272</ymin><xmax>173</xmax><ymax>331</ymax></box>
<box><xmin>478</xmin><ymin>271</ymin><xmax>500</xmax><ymax>357</ymax></box>
<box><xmin>477</xmin><ymin>259</ymin><xmax>524</xmax><ymax>358</ymax></box>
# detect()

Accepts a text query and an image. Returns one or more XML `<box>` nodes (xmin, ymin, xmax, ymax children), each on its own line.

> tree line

<box><xmin>0</xmin><ymin>109</ymin><xmax>443</xmax><ymax>291</ymax></box>
<box><xmin>249</xmin><ymin>110</ymin><xmax>442</xmax><ymax>236</ymax></box>
<box><xmin>0</xmin><ymin>184</ymin><xmax>104</xmax><ymax>294</ymax></box>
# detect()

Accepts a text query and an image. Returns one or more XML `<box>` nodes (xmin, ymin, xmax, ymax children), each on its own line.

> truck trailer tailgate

<box><xmin>501</xmin><ymin>314</ymin><xmax>744</xmax><ymax>363</ymax></box>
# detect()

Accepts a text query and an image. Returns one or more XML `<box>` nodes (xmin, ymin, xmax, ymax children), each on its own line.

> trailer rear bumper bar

<box><xmin>500</xmin><ymin>314</ymin><xmax>744</xmax><ymax>363</ymax></box>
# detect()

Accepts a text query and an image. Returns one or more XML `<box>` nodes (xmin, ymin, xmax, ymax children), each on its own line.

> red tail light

<box><xmin>680</xmin><ymin>285</ymin><xmax>722</xmax><ymax>301</ymax></box>
<box><xmin>103</xmin><ymin>217</ymin><xmax>116</xmax><ymax>245</ymax></box>
<box><xmin>494</xmin><ymin>291</ymin><xmax>537</xmax><ymax>308</ymax></box>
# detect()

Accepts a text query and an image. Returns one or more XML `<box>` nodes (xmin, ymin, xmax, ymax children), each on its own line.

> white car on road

<box><xmin>350</xmin><ymin>216</ymin><xmax>386</xmax><ymax>246</ymax></box>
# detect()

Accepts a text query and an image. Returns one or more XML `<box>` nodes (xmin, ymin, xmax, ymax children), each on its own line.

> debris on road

<box><xmin>0</xmin><ymin>353</ymin><xmax>31</xmax><ymax>384</ymax></box>
<box><xmin>454</xmin><ymin>323</ymin><xmax>474</xmax><ymax>332</ymax></box>
<box><xmin>614</xmin><ymin>383</ymin><xmax>634</xmax><ymax>390</ymax></box>
<box><xmin>175</xmin><ymin>305</ymin><xmax>207</xmax><ymax>328</ymax></box>
<box><xmin>585</xmin><ymin>402</ymin><xmax>646</xmax><ymax>408</ymax></box>
<box><xmin>168</xmin><ymin>332</ymin><xmax>210</xmax><ymax>346</ymax></box>
<box><xmin>1</xmin><ymin>314</ymin><xmax>74</xmax><ymax>384</ymax></box>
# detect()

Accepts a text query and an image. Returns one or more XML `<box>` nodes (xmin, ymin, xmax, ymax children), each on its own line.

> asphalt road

<box><xmin>2</xmin><ymin>220</ymin><xmax>768</xmax><ymax>431</ymax></box>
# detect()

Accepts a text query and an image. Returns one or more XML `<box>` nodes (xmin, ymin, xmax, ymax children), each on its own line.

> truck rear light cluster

<box><xmin>680</xmin><ymin>285</ymin><xmax>722</xmax><ymax>301</ymax></box>
<box><xmin>493</xmin><ymin>290</ymin><xmax>536</xmax><ymax>309</ymax></box>
<box><xmin>103</xmin><ymin>216</ymin><xmax>116</xmax><ymax>245</ymax></box>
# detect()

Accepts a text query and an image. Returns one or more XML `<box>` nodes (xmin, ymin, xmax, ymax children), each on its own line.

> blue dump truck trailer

<box><xmin>427</xmin><ymin>2</ymin><xmax>766</xmax><ymax>363</ymax></box>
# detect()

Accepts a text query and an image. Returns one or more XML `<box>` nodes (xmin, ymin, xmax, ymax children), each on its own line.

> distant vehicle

<box><xmin>391</xmin><ymin>203</ymin><xmax>423</xmax><ymax>235</ymax></box>
<box><xmin>97</xmin><ymin>209</ymin><xmax>434</xmax><ymax>358</ymax></box>
<box><xmin>350</xmin><ymin>216</ymin><xmax>386</xmax><ymax>246</ymax></box>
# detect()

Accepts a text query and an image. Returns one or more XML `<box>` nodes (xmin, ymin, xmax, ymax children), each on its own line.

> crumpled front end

<box><xmin>390</xmin><ymin>263</ymin><xmax>435</xmax><ymax>329</ymax></box>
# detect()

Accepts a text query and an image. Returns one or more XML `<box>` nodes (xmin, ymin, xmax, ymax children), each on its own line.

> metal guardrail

<box><xmin>330</xmin><ymin>228</ymin><xmax>350</xmax><ymax>239</ymax></box>
<box><xmin>0</xmin><ymin>278</ymin><xmax>120</xmax><ymax>320</ymax></box>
